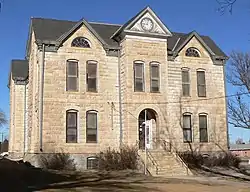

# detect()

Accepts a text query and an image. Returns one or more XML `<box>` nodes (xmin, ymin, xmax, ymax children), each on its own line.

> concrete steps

<box><xmin>139</xmin><ymin>149</ymin><xmax>192</xmax><ymax>176</ymax></box>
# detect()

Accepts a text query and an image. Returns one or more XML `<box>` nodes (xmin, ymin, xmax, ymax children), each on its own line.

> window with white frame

<box><xmin>183</xmin><ymin>113</ymin><xmax>192</xmax><ymax>143</ymax></box>
<box><xmin>197</xmin><ymin>70</ymin><xmax>206</xmax><ymax>97</ymax></box>
<box><xmin>66</xmin><ymin>110</ymin><xmax>78</xmax><ymax>143</ymax></box>
<box><xmin>199</xmin><ymin>114</ymin><xmax>208</xmax><ymax>142</ymax></box>
<box><xmin>185</xmin><ymin>47</ymin><xmax>200</xmax><ymax>57</ymax></box>
<box><xmin>66</xmin><ymin>60</ymin><xmax>78</xmax><ymax>91</ymax></box>
<box><xmin>71</xmin><ymin>37</ymin><xmax>91</xmax><ymax>48</ymax></box>
<box><xmin>87</xmin><ymin>157</ymin><xmax>98</xmax><ymax>169</ymax></box>
<box><xmin>86</xmin><ymin>111</ymin><xmax>97</xmax><ymax>143</ymax></box>
<box><xmin>150</xmin><ymin>62</ymin><xmax>160</xmax><ymax>92</ymax></box>
<box><xmin>86</xmin><ymin>61</ymin><xmax>97</xmax><ymax>92</ymax></box>
<box><xmin>182</xmin><ymin>68</ymin><xmax>190</xmax><ymax>96</ymax></box>
<box><xmin>134</xmin><ymin>61</ymin><xmax>144</xmax><ymax>92</ymax></box>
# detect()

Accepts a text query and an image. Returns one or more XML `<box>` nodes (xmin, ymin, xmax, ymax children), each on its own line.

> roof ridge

<box><xmin>31</xmin><ymin>17</ymin><xmax>77</xmax><ymax>23</ymax></box>
<box><xmin>88</xmin><ymin>21</ymin><xmax>122</xmax><ymax>26</ymax></box>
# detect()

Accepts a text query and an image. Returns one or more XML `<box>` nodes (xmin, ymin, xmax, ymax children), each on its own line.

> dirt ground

<box><xmin>39</xmin><ymin>173</ymin><xmax>250</xmax><ymax>192</ymax></box>
<box><xmin>1</xmin><ymin>158</ymin><xmax>250</xmax><ymax>192</ymax></box>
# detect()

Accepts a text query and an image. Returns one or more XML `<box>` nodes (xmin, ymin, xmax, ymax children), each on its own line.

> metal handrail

<box><xmin>147</xmin><ymin>149</ymin><xmax>159</xmax><ymax>175</ymax></box>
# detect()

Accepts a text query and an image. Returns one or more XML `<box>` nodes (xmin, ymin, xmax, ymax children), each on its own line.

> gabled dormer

<box><xmin>111</xmin><ymin>6</ymin><xmax>172</xmax><ymax>42</ymax></box>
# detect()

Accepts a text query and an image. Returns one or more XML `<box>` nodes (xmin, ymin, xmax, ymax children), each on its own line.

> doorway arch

<box><xmin>138</xmin><ymin>108</ymin><xmax>157</xmax><ymax>149</ymax></box>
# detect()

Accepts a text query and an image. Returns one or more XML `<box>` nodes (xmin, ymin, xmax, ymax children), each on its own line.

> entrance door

<box><xmin>145</xmin><ymin>120</ymin><xmax>153</xmax><ymax>149</ymax></box>
<box><xmin>139</xmin><ymin>120</ymin><xmax>153</xmax><ymax>149</ymax></box>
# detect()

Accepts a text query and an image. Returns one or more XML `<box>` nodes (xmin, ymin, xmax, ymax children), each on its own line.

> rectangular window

<box><xmin>182</xmin><ymin>70</ymin><xmax>190</xmax><ymax>96</ymax></box>
<box><xmin>199</xmin><ymin>115</ymin><xmax>208</xmax><ymax>142</ymax></box>
<box><xmin>86</xmin><ymin>112</ymin><xmax>97</xmax><ymax>143</ymax></box>
<box><xmin>66</xmin><ymin>111</ymin><xmax>77</xmax><ymax>143</ymax></box>
<box><xmin>134</xmin><ymin>62</ymin><xmax>144</xmax><ymax>92</ymax></box>
<box><xmin>150</xmin><ymin>64</ymin><xmax>160</xmax><ymax>92</ymax></box>
<box><xmin>197</xmin><ymin>71</ymin><xmax>206</xmax><ymax>97</ymax></box>
<box><xmin>183</xmin><ymin>114</ymin><xmax>192</xmax><ymax>143</ymax></box>
<box><xmin>87</xmin><ymin>157</ymin><xmax>98</xmax><ymax>169</ymax></box>
<box><xmin>66</xmin><ymin>60</ymin><xmax>78</xmax><ymax>91</ymax></box>
<box><xmin>87</xmin><ymin>61</ymin><xmax>97</xmax><ymax>92</ymax></box>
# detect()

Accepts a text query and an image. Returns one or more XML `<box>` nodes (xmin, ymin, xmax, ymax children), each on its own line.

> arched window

<box><xmin>134</xmin><ymin>61</ymin><xmax>145</xmax><ymax>92</ymax></box>
<box><xmin>66</xmin><ymin>60</ymin><xmax>78</xmax><ymax>91</ymax></box>
<box><xmin>185</xmin><ymin>47</ymin><xmax>200</xmax><ymax>57</ymax></box>
<box><xmin>86</xmin><ymin>110</ymin><xmax>98</xmax><ymax>143</ymax></box>
<box><xmin>199</xmin><ymin>113</ymin><xmax>208</xmax><ymax>143</ymax></box>
<box><xmin>182</xmin><ymin>113</ymin><xmax>192</xmax><ymax>143</ymax></box>
<box><xmin>66</xmin><ymin>109</ymin><xmax>78</xmax><ymax>143</ymax></box>
<box><xmin>150</xmin><ymin>62</ymin><xmax>160</xmax><ymax>92</ymax></box>
<box><xmin>71</xmin><ymin>37</ymin><xmax>91</xmax><ymax>48</ymax></box>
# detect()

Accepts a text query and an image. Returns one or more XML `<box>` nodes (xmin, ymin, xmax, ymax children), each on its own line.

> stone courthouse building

<box><xmin>8</xmin><ymin>7</ymin><xmax>229</xmax><ymax>174</ymax></box>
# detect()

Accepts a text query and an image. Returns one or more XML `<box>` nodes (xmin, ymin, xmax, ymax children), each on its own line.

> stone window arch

<box><xmin>71</xmin><ymin>37</ymin><xmax>91</xmax><ymax>48</ymax></box>
<box><xmin>185</xmin><ymin>47</ymin><xmax>200</xmax><ymax>57</ymax></box>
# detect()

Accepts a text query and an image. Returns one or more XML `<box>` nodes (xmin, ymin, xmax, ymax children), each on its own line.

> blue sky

<box><xmin>0</xmin><ymin>0</ymin><xmax>249</xmax><ymax>143</ymax></box>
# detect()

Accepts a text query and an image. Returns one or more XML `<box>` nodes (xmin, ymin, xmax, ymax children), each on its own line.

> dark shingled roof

<box><xmin>11</xmin><ymin>60</ymin><xmax>29</xmax><ymax>80</ymax></box>
<box><xmin>30</xmin><ymin>18</ymin><xmax>226</xmax><ymax>57</ymax></box>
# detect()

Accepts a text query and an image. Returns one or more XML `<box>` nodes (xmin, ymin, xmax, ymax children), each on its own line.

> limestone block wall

<box><xmin>27</xmin><ymin>31</ymin><xmax>40</xmax><ymax>153</ymax></box>
<box><xmin>166</xmin><ymin>37</ymin><xmax>228</xmax><ymax>152</ymax></box>
<box><xmin>38</xmin><ymin>24</ymin><xmax>120</xmax><ymax>153</ymax></box>
<box><xmin>120</xmin><ymin>36</ymin><xmax>169</xmax><ymax>146</ymax></box>
<box><xmin>9</xmin><ymin>84</ymin><xmax>25</xmax><ymax>153</ymax></box>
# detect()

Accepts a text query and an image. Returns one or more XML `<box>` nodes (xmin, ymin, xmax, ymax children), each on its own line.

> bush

<box><xmin>39</xmin><ymin>152</ymin><xmax>76</xmax><ymax>171</ymax></box>
<box><xmin>98</xmin><ymin>145</ymin><xmax>138</xmax><ymax>171</ymax></box>
<box><xmin>178</xmin><ymin>151</ymin><xmax>241</xmax><ymax>168</ymax></box>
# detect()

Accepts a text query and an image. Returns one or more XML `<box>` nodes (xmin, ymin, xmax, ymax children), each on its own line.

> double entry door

<box><xmin>139</xmin><ymin>120</ymin><xmax>153</xmax><ymax>149</ymax></box>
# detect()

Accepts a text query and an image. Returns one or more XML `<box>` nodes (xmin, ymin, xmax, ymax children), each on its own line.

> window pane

<box><xmin>183</xmin><ymin>130</ymin><xmax>192</xmax><ymax>142</ymax></box>
<box><xmin>199</xmin><ymin>116</ymin><xmax>207</xmax><ymax>129</ymax></box>
<box><xmin>87</xmin><ymin>134</ymin><xmax>97</xmax><ymax>142</ymax></box>
<box><xmin>183</xmin><ymin>115</ymin><xmax>191</xmax><ymax>128</ymax></box>
<box><xmin>87</xmin><ymin>129</ymin><xmax>97</xmax><ymax>135</ymax></box>
<box><xmin>135</xmin><ymin>78</ymin><xmax>143</xmax><ymax>91</ymax></box>
<box><xmin>182</xmin><ymin>84</ymin><xmax>190</xmax><ymax>96</ymax></box>
<box><xmin>198</xmin><ymin>85</ymin><xmax>206</xmax><ymax>97</ymax></box>
<box><xmin>67</xmin><ymin>128</ymin><xmax>77</xmax><ymax>136</ymax></box>
<box><xmin>87</xmin><ymin>157</ymin><xmax>98</xmax><ymax>169</ymax></box>
<box><xmin>67</xmin><ymin>61</ymin><xmax>78</xmax><ymax>76</ymax></box>
<box><xmin>67</xmin><ymin>135</ymin><xmax>77</xmax><ymax>143</ymax></box>
<box><xmin>67</xmin><ymin>112</ymin><xmax>77</xmax><ymax>127</ymax></box>
<box><xmin>87</xmin><ymin>78</ymin><xmax>97</xmax><ymax>92</ymax></box>
<box><xmin>87</xmin><ymin>113</ymin><xmax>97</xmax><ymax>129</ymax></box>
<box><xmin>200</xmin><ymin>129</ymin><xmax>208</xmax><ymax>142</ymax></box>
<box><xmin>151</xmin><ymin>65</ymin><xmax>159</xmax><ymax>78</ymax></box>
<box><xmin>67</xmin><ymin>77</ymin><xmax>78</xmax><ymax>91</ymax></box>
<box><xmin>134</xmin><ymin>63</ymin><xmax>143</xmax><ymax>78</ymax></box>
<box><xmin>182</xmin><ymin>71</ymin><xmax>189</xmax><ymax>83</ymax></box>
<box><xmin>197</xmin><ymin>71</ymin><xmax>205</xmax><ymax>85</ymax></box>
<box><xmin>87</xmin><ymin>63</ymin><xmax>97</xmax><ymax>77</ymax></box>
<box><xmin>151</xmin><ymin>79</ymin><xmax>159</xmax><ymax>92</ymax></box>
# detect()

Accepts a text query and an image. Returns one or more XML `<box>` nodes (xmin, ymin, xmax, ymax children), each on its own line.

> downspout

<box><xmin>23</xmin><ymin>83</ymin><xmax>27</xmax><ymax>154</ymax></box>
<box><xmin>223</xmin><ymin>62</ymin><xmax>230</xmax><ymax>150</ymax></box>
<box><xmin>39</xmin><ymin>44</ymin><xmax>45</xmax><ymax>152</ymax></box>
<box><xmin>117</xmin><ymin>47</ymin><xmax>123</xmax><ymax>148</ymax></box>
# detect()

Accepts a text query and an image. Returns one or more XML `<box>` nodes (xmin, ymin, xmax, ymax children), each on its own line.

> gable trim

<box><xmin>56</xmin><ymin>18</ymin><xmax>108</xmax><ymax>47</ymax></box>
<box><xmin>175</xmin><ymin>31</ymin><xmax>215</xmax><ymax>56</ymax></box>
<box><xmin>111</xmin><ymin>6</ymin><xmax>172</xmax><ymax>40</ymax></box>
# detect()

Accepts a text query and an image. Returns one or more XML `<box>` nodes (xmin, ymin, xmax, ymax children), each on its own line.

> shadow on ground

<box><xmin>0</xmin><ymin>158</ymin><xmax>160</xmax><ymax>192</ymax></box>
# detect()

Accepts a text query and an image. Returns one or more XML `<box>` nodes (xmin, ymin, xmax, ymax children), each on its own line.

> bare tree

<box><xmin>0</xmin><ymin>109</ymin><xmax>7</xmax><ymax>127</ymax></box>
<box><xmin>227</xmin><ymin>51</ymin><xmax>250</xmax><ymax>129</ymax></box>
<box><xmin>235</xmin><ymin>138</ymin><xmax>244</xmax><ymax>144</ymax></box>
<box><xmin>216</xmin><ymin>0</ymin><xmax>237</xmax><ymax>14</ymax></box>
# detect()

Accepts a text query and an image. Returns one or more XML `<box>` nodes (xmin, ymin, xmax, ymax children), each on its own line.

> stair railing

<box><xmin>147</xmin><ymin>149</ymin><xmax>159</xmax><ymax>175</ymax></box>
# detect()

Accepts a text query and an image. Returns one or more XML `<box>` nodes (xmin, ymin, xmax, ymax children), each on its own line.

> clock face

<box><xmin>141</xmin><ymin>17</ymin><xmax>154</xmax><ymax>32</ymax></box>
